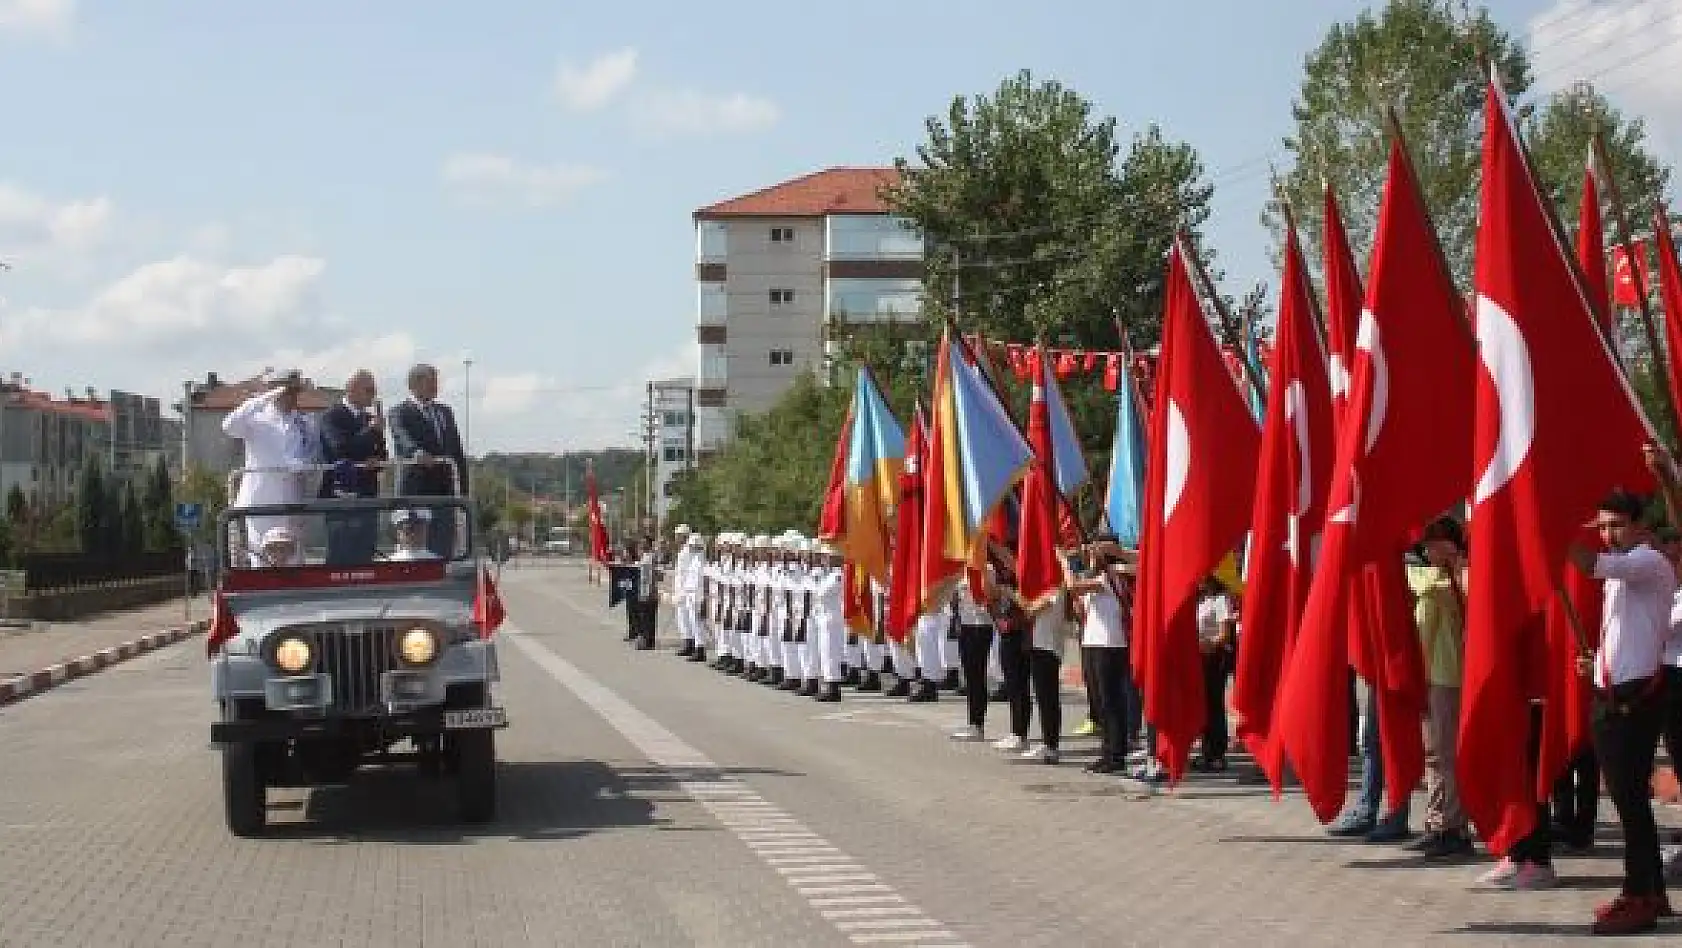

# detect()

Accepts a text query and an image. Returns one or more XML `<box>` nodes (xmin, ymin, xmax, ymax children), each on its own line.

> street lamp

<box><xmin>462</xmin><ymin>357</ymin><xmax>473</xmax><ymax>468</ymax></box>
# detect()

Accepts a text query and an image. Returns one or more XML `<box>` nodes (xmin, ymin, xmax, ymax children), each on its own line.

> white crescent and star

<box><xmin>1283</xmin><ymin>378</ymin><xmax>1314</xmax><ymax>567</ymax></box>
<box><xmin>1163</xmin><ymin>398</ymin><xmax>1190</xmax><ymax>524</ymax></box>
<box><xmin>1473</xmin><ymin>294</ymin><xmax>1537</xmax><ymax>506</ymax></box>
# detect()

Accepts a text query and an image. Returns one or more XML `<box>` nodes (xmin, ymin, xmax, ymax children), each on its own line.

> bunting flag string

<box><xmin>964</xmin><ymin>333</ymin><xmax>1269</xmax><ymax>399</ymax></box>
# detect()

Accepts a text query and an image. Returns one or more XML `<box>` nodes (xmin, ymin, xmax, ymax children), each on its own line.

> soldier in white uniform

<box><xmin>810</xmin><ymin>542</ymin><xmax>847</xmax><ymax>702</ymax></box>
<box><xmin>907</xmin><ymin>601</ymin><xmax>950</xmax><ymax>703</ymax></box>
<box><xmin>670</xmin><ymin>524</ymin><xmax>697</xmax><ymax>658</ymax></box>
<box><xmin>795</xmin><ymin>540</ymin><xmax>823</xmax><ymax>696</ymax></box>
<box><xmin>853</xmin><ymin>580</ymin><xmax>887</xmax><ymax>692</ymax></box>
<box><xmin>777</xmin><ymin>532</ymin><xmax>806</xmax><ymax>692</ymax></box>
<box><xmin>750</xmin><ymin>537</ymin><xmax>775</xmax><ymax>683</ymax></box>
<box><xmin>678</xmin><ymin>533</ymin><xmax>708</xmax><ymax>663</ymax></box>
<box><xmin>223</xmin><ymin>376</ymin><xmax>317</xmax><ymax>565</ymax></box>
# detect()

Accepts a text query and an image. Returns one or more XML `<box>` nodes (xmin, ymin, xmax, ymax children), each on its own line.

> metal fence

<box><xmin>21</xmin><ymin>551</ymin><xmax>183</xmax><ymax>591</ymax></box>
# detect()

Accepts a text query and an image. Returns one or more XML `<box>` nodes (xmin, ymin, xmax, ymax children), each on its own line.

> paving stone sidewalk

<box><xmin>0</xmin><ymin>598</ymin><xmax>201</xmax><ymax>682</ymax></box>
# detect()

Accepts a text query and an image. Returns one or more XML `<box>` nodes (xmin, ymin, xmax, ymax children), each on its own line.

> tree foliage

<box><xmin>1272</xmin><ymin>0</ymin><xmax>1667</xmax><ymax>286</ymax></box>
<box><xmin>76</xmin><ymin>458</ymin><xmax>108</xmax><ymax>557</ymax></box>
<box><xmin>886</xmin><ymin>69</ymin><xmax>1218</xmax><ymax>351</ymax></box>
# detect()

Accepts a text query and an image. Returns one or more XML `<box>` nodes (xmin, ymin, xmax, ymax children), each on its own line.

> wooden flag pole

<box><xmin>1178</xmin><ymin>229</ymin><xmax>1268</xmax><ymax>406</ymax></box>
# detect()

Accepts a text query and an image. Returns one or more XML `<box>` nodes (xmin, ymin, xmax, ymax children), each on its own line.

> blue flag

<box><xmin>1104</xmin><ymin>360</ymin><xmax>1147</xmax><ymax>548</ymax></box>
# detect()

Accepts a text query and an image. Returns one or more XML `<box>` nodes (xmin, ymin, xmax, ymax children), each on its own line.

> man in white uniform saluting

<box><xmin>223</xmin><ymin>372</ymin><xmax>316</xmax><ymax>566</ymax></box>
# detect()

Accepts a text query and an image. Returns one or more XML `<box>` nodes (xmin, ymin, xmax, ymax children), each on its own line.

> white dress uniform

<box><xmin>754</xmin><ymin>549</ymin><xmax>775</xmax><ymax>670</ymax></box>
<box><xmin>812</xmin><ymin>549</ymin><xmax>847</xmax><ymax>685</ymax></box>
<box><xmin>860</xmin><ymin>581</ymin><xmax>888</xmax><ymax>673</ymax></box>
<box><xmin>678</xmin><ymin>536</ymin><xmax>706</xmax><ymax>651</ymax></box>
<box><xmin>797</xmin><ymin>546</ymin><xmax>822</xmax><ymax>684</ymax></box>
<box><xmin>223</xmin><ymin>386</ymin><xmax>317</xmax><ymax>564</ymax></box>
<box><xmin>914</xmin><ymin>605</ymin><xmax>950</xmax><ymax>681</ymax></box>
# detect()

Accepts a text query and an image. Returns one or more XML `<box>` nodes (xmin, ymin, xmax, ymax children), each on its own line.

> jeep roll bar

<box><xmin>224</xmin><ymin>458</ymin><xmax>464</xmax><ymax>505</ymax></box>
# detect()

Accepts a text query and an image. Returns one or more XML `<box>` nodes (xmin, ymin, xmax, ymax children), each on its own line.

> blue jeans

<box><xmin>1353</xmin><ymin>684</ymin><xmax>1411</xmax><ymax>824</ymax></box>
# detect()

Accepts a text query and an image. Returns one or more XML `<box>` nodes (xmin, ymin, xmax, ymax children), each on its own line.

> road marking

<box><xmin>504</xmin><ymin>627</ymin><xmax>970</xmax><ymax>948</ymax></box>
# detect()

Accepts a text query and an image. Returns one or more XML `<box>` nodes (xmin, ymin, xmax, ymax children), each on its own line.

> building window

<box><xmin>696</xmin><ymin>221</ymin><xmax>728</xmax><ymax>263</ymax></box>
<box><xmin>663</xmin><ymin>446</ymin><xmax>687</xmax><ymax>463</ymax></box>
<box><xmin>662</xmin><ymin>410</ymin><xmax>688</xmax><ymax>428</ymax></box>
<box><xmin>826</xmin><ymin>215</ymin><xmax>924</xmax><ymax>260</ymax></box>
<box><xmin>769</xmin><ymin>288</ymin><xmax>795</xmax><ymax>306</ymax></box>
<box><xmin>769</xmin><ymin>349</ymin><xmax>795</xmax><ymax>367</ymax></box>
<box><xmin>769</xmin><ymin>226</ymin><xmax>795</xmax><ymax>244</ymax></box>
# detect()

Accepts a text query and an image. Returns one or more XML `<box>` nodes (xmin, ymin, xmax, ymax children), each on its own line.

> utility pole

<box><xmin>642</xmin><ymin>380</ymin><xmax>657</xmax><ymax>537</ymax></box>
<box><xmin>685</xmin><ymin>385</ymin><xmax>696</xmax><ymax>475</ymax></box>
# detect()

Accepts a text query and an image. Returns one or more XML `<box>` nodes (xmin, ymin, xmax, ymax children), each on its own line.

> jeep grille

<box><xmin>279</xmin><ymin>624</ymin><xmax>398</xmax><ymax>714</ymax></box>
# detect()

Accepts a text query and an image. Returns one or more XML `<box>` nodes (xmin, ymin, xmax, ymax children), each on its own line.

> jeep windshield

<box><xmin>219</xmin><ymin>500</ymin><xmax>473</xmax><ymax>571</ymax></box>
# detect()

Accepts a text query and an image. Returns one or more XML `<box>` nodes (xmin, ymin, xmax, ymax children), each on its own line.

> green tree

<box><xmin>886</xmin><ymin>69</ymin><xmax>1217</xmax><ymax>351</ymax></box>
<box><xmin>143</xmin><ymin>457</ymin><xmax>178</xmax><ymax>552</ymax></box>
<box><xmin>1272</xmin><ymin>0</ymin><xmax>1666</xmax><ymax>286</ymax></box>
<box><xmin>120</xmin><ymin>481</ymin><xmax>145</xmax><ymax>557</ymax></box>
<box><xmin>76</xmin><ymin>457</ymin><xmax>108</xmax><ymax>557</ymax></box>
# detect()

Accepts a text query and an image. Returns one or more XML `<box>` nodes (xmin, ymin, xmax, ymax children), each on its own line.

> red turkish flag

<box><xmin>1611</xmin><ymin>241</ymin><xmax>1651</xmax><ymax>308</ymax></box>
<box><xmin>1652</xmin><ymin>205</ymin><xmax>1682</xmax><ymax>431</ymax></box>
<box><xmin>1103</xmin><ymin>353</ymin><xmax>1121</xmax><ymax>392</ymax></box>
<box><xmin>206</xmin><ymin>588</ymin><xmax>239</xmax><ymax>656</ymax></box>
<box><xmin>585</xmin><ymin>463</ymin><xmax>610</xmax><ymax>563</ymax></box>
<box><xmin>1132</xmin><ymin>235</ymin><xmax>1261</xmax><ymax>782</ymax></box>
<box><xmin>1579</xmin><ymin>158</ymin><xmax>1612</xmax><ymax>329</ymax></box>
<box><xmin>817</xmin><ymin>404</ymin><xmax>854</xmax><ymax>541</ymax></box>
<box><xmin>1017</xmin><ymin>347</ymin><xmax>1067</xmax><ymax>614</ymax></box>
<box><xmin>886</xmin><ymin>409</ymin><xmax>927</xmax><ymax>644</ymax></box>
<box><xmin>1231</xmin><ymin>223</ymin><xmax>1334</xmax><ymax>793</ymax></box>
<box><xmin>1459</xmin><ymin>77</ymin><xmax>1655</xmax><ymax>855</ymax></box>
<box><xmin>473</xmin><ymin>567</ymin><xmax>506</xmax><ymax>637</ymax></box>
<box><xmin>1276</xmin><ymin>137</ymin><xmax>1476</xmax><ymax>822</ymax></box>
<box><xmin>1537</xmin><ymin>526</ymin><xmax>1604</xmax><ymax>799</ymax></box>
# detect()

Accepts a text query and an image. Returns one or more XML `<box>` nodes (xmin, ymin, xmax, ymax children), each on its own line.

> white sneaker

<box><xmin>1474</xmin><ymin>857</ymin><xmax>1519</xmax><ymax>889</ymax></box>
<box><xmin>949</xmin><ymin>725</ymin><xmax>985</xmax><ymax>743</ymax></box>
<box><xmin>1016</xmin><ymin>743</ymin><xmax>1059</xmax><ymax>765</ymax></box>
<box><xmin>992</xmin><ymin>734</ymin><xmax>1028</xmax><ymax>753</ymax></box>
<box><xmin>1662</xmin><ymin>843</ymin><xmax>1682</xmax><ymax>882</ymax></box>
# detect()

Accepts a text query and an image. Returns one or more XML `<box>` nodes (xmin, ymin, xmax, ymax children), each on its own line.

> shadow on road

<box><xmin>260</xmin><ymin>759</ymin><xmax>801</xmax><ymax>844</ymax></box>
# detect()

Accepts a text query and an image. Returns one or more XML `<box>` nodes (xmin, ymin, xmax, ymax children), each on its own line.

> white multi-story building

<box><xmin>692</xmin><ymin>167</ymin><xmax>924</xmax><ymax>454</ymax></box>
<box><xmin>648</xmin><ymin>376</ymin><xmax>694</xmax><ymax>524</ymax></box>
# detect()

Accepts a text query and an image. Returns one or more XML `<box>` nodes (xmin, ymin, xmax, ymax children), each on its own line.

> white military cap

<box><xmin>391</xmin><ymin>507</ymin><xmax>433</xmax><ymax>525</ymax></box>
<box><xmin>817</xmin><ymin>540</ymin><xmax>841</xmax><ymax>557</ymax></box>
<box><xmin>752</xmin><ymin>535</ymin><xmax>770</xmax><ymax>549</ymax></box>
<box><xmin>686</xmin><ymin>534</ymin><xmax>706</xmax><ymax>548</ymax></box>
<box><xmin>675</xmin><ymin>523</ymin><xmax>692</xmax><ymax>535</ymax></box>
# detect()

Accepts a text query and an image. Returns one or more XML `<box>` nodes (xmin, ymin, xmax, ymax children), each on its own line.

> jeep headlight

<box><xmin>271</xmin><ymin>636</ymin><xmax>313</xmax><ymax>674</ymax></box>
<box><xmin>399</xmin><ymin>628</ymin><xmax>439</xmax><ymax>666</ymax></box>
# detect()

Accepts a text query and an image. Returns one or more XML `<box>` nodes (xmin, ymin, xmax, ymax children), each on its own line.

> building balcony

<box><xmin>825</xmin><ymin>214</ymin><xmax>924</xmax><ymax>262</ymax></box>
<box><xmin>697</xmin><ymin>282</ymin><xmax>727</xmax><ymax>326</ymax></box>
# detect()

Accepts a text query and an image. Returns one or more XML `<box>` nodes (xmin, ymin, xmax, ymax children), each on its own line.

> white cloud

<box><xmin>630</xmin><ymin>89</ymin><xmax>780</xmax><ymax>139</ymax></box>
<box><xmin>0</xmin><ymin>254</ymin><xmax>326</xmax><ymax>348</ymax></box>
<box><xmin>554</xmin><ymin>47</ymin><xmax>639</xmax><ymax>111</ymax></box>
<box><xmin>481</xmin><ymin>372</ymin><xmax>550</xmax><ymax>417</ymax></box>
<box><xmin>0</xmin><ymin>0</ymin><xmax>73</xmax><ymax>37</ymax></box>
<box><xmin>1530</xmin><ymin>1</ymin><xmax>1682</xmax><ymax>120</ymax></box>
<box><xmin>247</xmin><ymin>331</ymin><xmax>421</xmax><ymax>395</ymax></box>
<box><xmin>0</xmin><ymin>184</ymin><xmax>112</xmax><ymax>259</ymax></box>
<box><xmin>441</xmin><ymin>152</ymin><xmax>607</xmax><ymax>209</ymax></box>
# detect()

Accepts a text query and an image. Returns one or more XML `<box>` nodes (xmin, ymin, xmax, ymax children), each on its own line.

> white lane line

<box><xmin>504</xmin><ymin>628</ymin><xmax>970</xmax><ymax>948</ymax></box>
<box><xmin>822</xmin><ymin>907</ymin><xmax>925</xmax><ymax>919</ymax></box>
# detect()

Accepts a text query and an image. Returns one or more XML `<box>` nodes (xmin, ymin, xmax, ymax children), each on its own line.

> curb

<box><xmin>0</xmin><ymin>620</ymin><xmax>207</xmax><ymax>707</ymax></box>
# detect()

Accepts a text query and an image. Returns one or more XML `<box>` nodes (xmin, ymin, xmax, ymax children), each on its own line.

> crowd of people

<box><xmin>608</xmin><ymin>494</ymin><xmax>1682</xmax><ymax>935</ymax></box>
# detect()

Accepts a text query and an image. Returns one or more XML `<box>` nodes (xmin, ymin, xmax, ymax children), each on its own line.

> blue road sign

<box><xmin>175</xmin><ymin>501</ymin><xmax>203</xmax><ymax>531</ymax></box>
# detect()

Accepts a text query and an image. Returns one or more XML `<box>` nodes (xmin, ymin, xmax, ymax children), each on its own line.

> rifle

<box><xmin>797</xmin><ymin>587</ymin><xmax>812</xmax><ymax>643</ymax></box>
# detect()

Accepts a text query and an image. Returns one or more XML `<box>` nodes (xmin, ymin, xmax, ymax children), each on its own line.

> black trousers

<box><xmin>957</xmin><ymin>624</ymin><xmax>994</xmax><ymax>729</ymax></box>
<box><xmin>1509</xmin><ymin>703</ymin><xmax>1553</xmax><ymax>866</ymax></box>
<box><xmin>1664</xmin><ymin>667</ymin><xmax>1682</xmax><ymax>774</ymax></box>
<box><xmin>1201</xmin><ymin>646</ymin><xmax>1234</xmax><ymax>762</ymax></box>
<box><xmin>1550</xmin><ymin>746</ymin><xmax>1599</xmax><ymax>847</ymax></box>
<box><xmin>1592</xmin><ymin>681</ymin><xmax>1667</xmax><ymax>898</ymax></box>
<box><xmin>634</xmin><ymin>599</ymin><xmax>659</xmax><ymax>648</ymax></box>
<box><xmin>998</xmin><ymin>632</ymin><xmax>1032</xmax><ymax>739</ymax></box>
<box><xmin>1029</xmin><ymin>647</ymin><xmax>1062</xmax><ymax>750</ymax></box>
<box><xmin>1081</xmin><ymin>646</ymin><xmax>1101</xmax><ymax>726</ymax></box>
<box><xmin>1085</xmin><ymin>646</ymin><xmax>1131</xmax><ymax>766</ymax></box>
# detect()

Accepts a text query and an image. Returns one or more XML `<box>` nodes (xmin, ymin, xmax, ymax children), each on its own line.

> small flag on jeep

<box><xmin>206</xmin><ymin>589</ymin><xmax>239</xmax><ymax>656</ymax></box>
<box><xmin>472</xmin><ymin>568</ymin><xmax>506</xmax><ymax>637</ymax></box>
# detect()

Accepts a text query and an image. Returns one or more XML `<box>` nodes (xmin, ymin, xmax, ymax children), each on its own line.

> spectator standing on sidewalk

<box><xmin>1408</xmin><ymin>515</ymin><xmax>1473</xmax><ymax>859</ymax></box>
<box><xmin>1193</xmin><ymin>577</ymin><xmax>1237</xmax><ymax>772</ymax></box>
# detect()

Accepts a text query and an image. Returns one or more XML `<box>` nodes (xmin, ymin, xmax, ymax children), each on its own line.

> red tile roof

<box><xmin>189</xmin><ymin>375</ymin><xmax>339</xmax><ymax>412</ymax></box>
<box><xmin>695</xmin><ymin>167</ymin><xmax>901</xmax><ymax>219</ymax></box>
<box><xmin>2</xmin><ymin>387</ymin><xmax>112</xmax><ymax>422</ymax></box>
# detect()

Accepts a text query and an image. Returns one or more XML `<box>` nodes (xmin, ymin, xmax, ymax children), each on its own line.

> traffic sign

<box><xmin>175</xmin><ymin>501</ymin><xmax>203</xmax><ymax>532</ymax></box>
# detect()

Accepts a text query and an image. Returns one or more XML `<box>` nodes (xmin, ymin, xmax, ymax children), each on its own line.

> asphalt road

<box><xmin>1</xmin><ymin>560</ymin><xmax>1677</xmax><ymax>947</ymax></box>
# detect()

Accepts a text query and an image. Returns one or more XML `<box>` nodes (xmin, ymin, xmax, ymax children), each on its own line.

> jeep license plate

<box><xmin>444</xmin><ymin>708</ymin><xmax>507</xmax><ymax>730</ymax></box>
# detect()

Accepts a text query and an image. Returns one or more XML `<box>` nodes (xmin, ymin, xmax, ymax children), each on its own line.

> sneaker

<box><xmin>1422</xmin><ymin>831</ymin><xmax>1475</xmax><ymax>860</ymax></box>
<box><xmin>949</xmin><ymin>725</ymin><xmax>986</xmax><ymax>743</ymax></box>
<box><xmin>992</xmin><ymin>734</ymin><xmax>1028</xmax><ymax>753</ymax></box>
<box><xmin>1016</xmin><ymin>744</ymin><xmax>1059</xmax><ymax>765</ymax></box>
<box><xmin>1072</xmin><ymin>718</ymin><xmax>1097</xmax><ymax>737</ymax></box>
<box><xmin>1325</xmin><ymin>810</ymin><xmax>1378</xmax><ymax>838</ymax></box>
<box><xmin>1130</xmin><ymin>762</ymin><xmax>1167</xmax><ymax>784</ymax></box>
<box><xmin>1663</xmin><ymin>844</ymin><xmax>1682</xmax><ymax>883</ymax></box>
<box><xmin>1592</xmin><ymin>895</ymin><xmax>1659</xmax><ymax>936</ymax></box>
<box><xmin>1475</xmin><ymin>858</ymin><xmax>1520</xmax><ymax>889</ymax></box>
<box><xmin>1511</xmin><ymin>862</ymin><xmax>1557</xmax><ymax>891</ymax></box>
<box><xmin>1125</xmin><ymin>748</ymin><xmax>1150</xmax><ymax>765</ymax></box>
<box><xmin>1365</xmin><ymin>819</ymin><xmax>1416</xmax><ymax>844</ymax></box>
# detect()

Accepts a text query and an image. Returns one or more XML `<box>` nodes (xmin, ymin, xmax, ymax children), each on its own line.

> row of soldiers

<box><xmin>662</xmin><ymin>526</ymin><xmax>970</xmax><ymax>704</ymax></box>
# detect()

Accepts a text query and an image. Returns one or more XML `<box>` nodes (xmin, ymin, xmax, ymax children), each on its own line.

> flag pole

<box><xmin>1594</xmin><ymin>133</ymin><xmax>1682</xmax><ymax>446</ymax></box>
<box><xmin>1179</xmin><ymin>229</ymin><xmax>1267</xmax><ymax>406</ymax></box>
<box><xmin>1271</xmin><ymin>175</ymin><xmax>1331</xmax><ymax>358</ymax></box>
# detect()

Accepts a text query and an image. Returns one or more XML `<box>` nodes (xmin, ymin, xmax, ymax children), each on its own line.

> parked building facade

<box><xmin>0</xmin><ymin>375</ymin><xmax>183</xmax><ymax>510</ymax></box>
<box><xmin>692</xmin><ymin>167</ymin><xmax>924</xmax><ymax>454</ymax></box>
<box><xmin>647</xmin><ymin>376</ymin><xmax>695</xmax><ymax>524</ymax></box>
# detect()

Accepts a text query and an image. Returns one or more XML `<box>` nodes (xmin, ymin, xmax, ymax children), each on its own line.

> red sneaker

<box><xmin>1592</xmin><ymin>896</ymin><xmax>1659</xmax><ymax>936</ymax></box>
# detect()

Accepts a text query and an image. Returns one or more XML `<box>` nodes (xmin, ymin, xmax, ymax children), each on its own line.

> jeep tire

<box><xmin>454</xmin><ymin>729</ymin><xmax>496</xmax><ymax>824</ymax></box>
<box><xmin>221</xmin><ymin>741</ymin><xmax>266</xmax><ymax>837</ymax></box>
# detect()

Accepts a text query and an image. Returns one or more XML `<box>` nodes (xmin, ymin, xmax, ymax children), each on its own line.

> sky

<box><xmin>0</xmin><ymin>0</ymin><xmax>1677</xmax><ymax>454</ymax></box>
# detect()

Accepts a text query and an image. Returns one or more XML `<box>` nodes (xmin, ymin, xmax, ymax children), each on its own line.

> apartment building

<box><xmin>692</xmin><ymin>167</ymin><xmax>924</xmax><ymax>452</ymax></box>
<box><xmin>646</xmin><ymin>376</ymin><xmax>694</xmax><ymax>524</ymax></box>
<box><xmin>0</xmin><ymin>376</ymin><xmax>180</xmax><ymax>510</ymax></box>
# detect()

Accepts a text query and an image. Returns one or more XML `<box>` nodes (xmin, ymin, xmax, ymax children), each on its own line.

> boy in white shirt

<box><xmin>1067</xmin><ymin>534</ymin><xmax>1135</xmax><ymax>774</ymax></box>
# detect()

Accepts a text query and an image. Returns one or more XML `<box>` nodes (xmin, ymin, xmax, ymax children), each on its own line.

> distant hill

<box><xmin>473</xmin><ymin>450</ymin><xmax>644</xmax><ymax>503</ymax></box>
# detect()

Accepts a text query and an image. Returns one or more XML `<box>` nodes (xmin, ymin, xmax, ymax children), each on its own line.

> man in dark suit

<box><xmin>319</xmin><ymin>369</ymin><xmax>388</xmax><ymax>564</ymax></box>
<box><xmin>389</xmin><ymin>363</ymin><xmax>469</xmax><ymax>558</ymax></box>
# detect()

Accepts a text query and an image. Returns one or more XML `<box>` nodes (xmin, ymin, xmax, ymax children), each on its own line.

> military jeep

<box><xmin>207</xmin><ymin>463</ymin><xmax>507</xmax><ymax>836</ymax></box>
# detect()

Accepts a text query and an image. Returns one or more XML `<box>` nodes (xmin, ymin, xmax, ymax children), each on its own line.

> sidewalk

<box><xmin>0</xmin><ymin>598</ymin><xmax>199</xmax><ymax>681</ymax></box>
